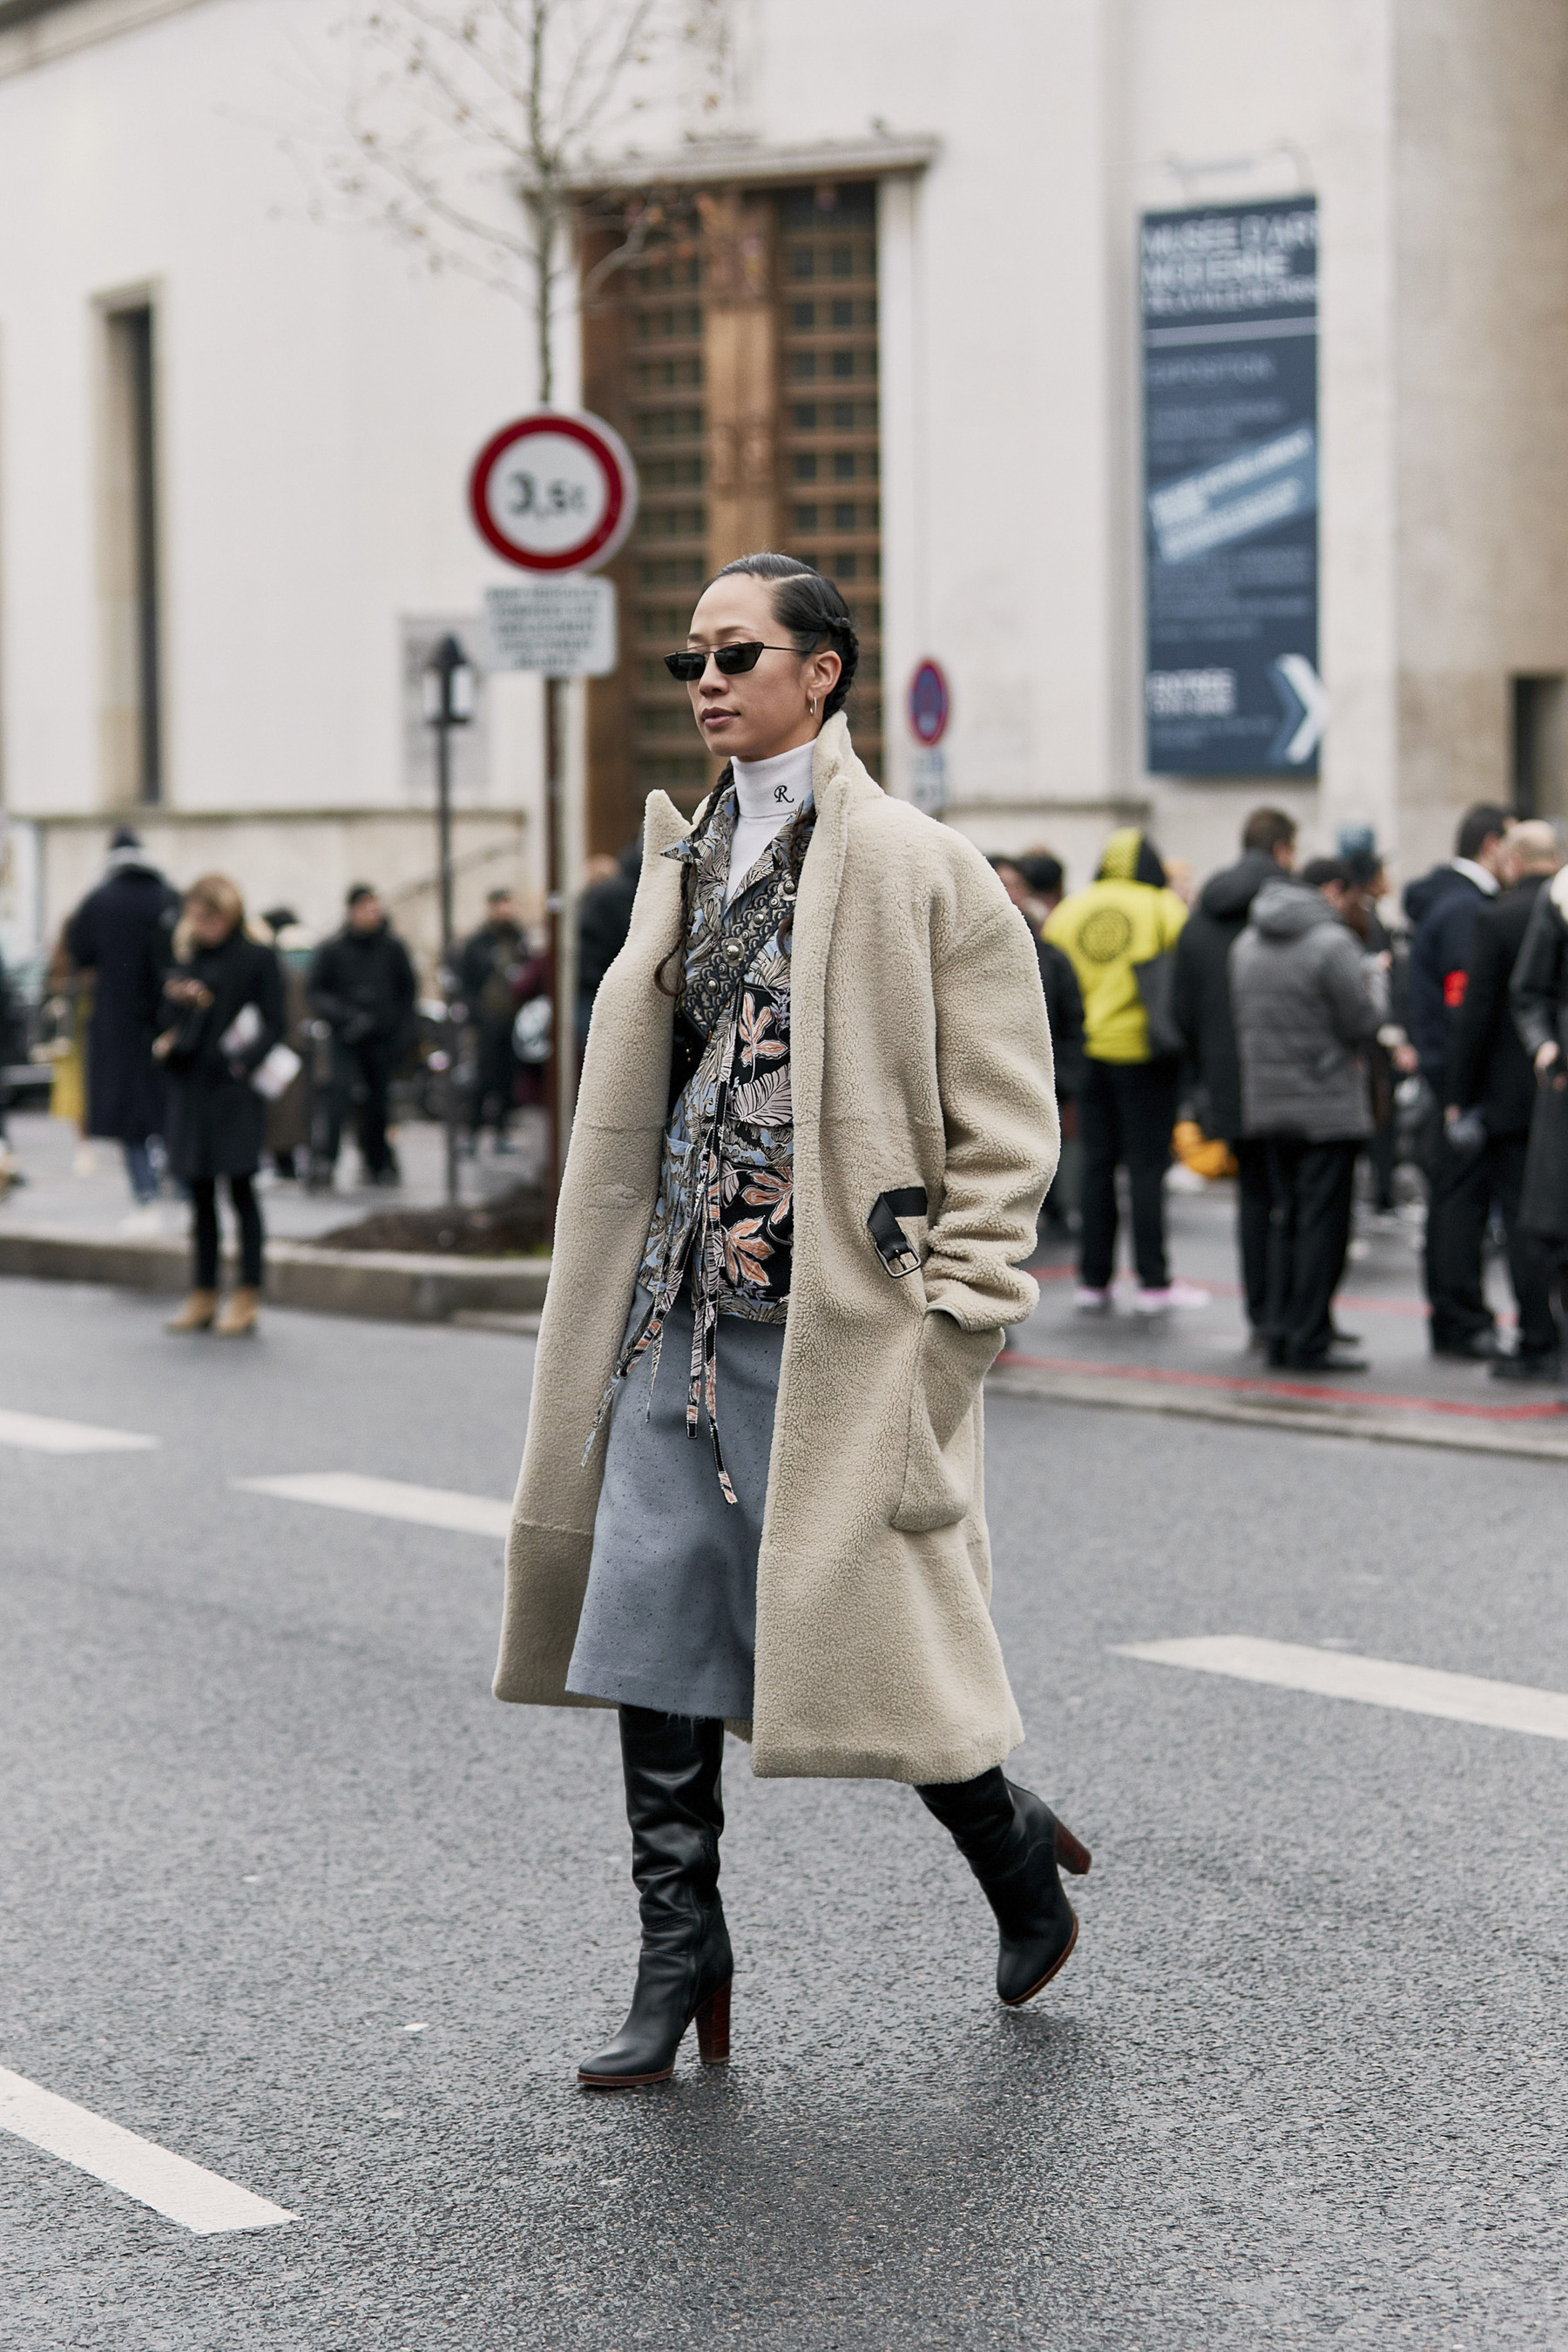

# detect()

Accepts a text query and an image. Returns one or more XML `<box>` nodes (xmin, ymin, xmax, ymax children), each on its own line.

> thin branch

<box><xmin>294</xmin><ymin>1</ymin><xmax>700</xmax><ymax>379</ymax></box>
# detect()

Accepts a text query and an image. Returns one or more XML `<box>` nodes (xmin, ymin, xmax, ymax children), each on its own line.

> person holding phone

<box><xmin>156</xmin><ymin>875</ymin><xmax>285</xmax><ymax>1337</ymax></box>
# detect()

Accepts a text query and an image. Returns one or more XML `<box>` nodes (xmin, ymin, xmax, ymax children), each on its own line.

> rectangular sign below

<box><xmin>1141</xmin><ymin>195</ymin><xmax>1321</xmax><ymax>776</ymax></box>
<box><xmin>483</xmin><ymin>577</ymin><xmax>617</xmax><ymax>677</ymax></box>
<box><xmin>909</xmin><ymin>747</ymin><xmax>949</xmax><ymax>816</ymax></box>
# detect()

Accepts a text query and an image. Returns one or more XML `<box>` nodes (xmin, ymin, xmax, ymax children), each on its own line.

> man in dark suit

<box><xmin>1445</xmin><ymin>821</ymin><xmax>1564</xmax><ymax>1379</ymax></box>
<box><xmin>1172</xmin><ymin>807</ymin><xmax>1297</xmax><ymax>1340</ymax></box>
<box><xmin>1404</xmin><ymin>801</ymin><xmax>1515</xmax><ymax>1355</ymax></box>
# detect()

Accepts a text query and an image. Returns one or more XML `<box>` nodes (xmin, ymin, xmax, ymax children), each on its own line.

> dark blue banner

<box><xmin>1142</xmin><ymin>196</ymin><xmax>1321</xmax><ymax>776</ymax></box>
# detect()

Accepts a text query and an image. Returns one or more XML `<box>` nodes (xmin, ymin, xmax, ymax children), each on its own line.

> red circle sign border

<box><xmin>909</xmin><ymin>658</ymin><xmax>950</xmax><ymax>747</ymax></box>
<box><xmin>468</xmin><ymin>412</ymin><xmax>636</xmax><ymax>573</ymax></box>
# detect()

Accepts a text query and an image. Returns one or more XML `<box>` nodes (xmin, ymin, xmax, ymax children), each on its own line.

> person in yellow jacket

<box><xmin>1044</xmin><ymin>829</ymin><xmax>1206</xmax><ymax>1314</ymax></box>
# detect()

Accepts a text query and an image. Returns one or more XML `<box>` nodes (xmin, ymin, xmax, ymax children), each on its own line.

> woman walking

<box><xmin>496</xmin><ymin>555</ymin><xmax>1087</xmax><ymax>2089</ymax></box>
<box><xmin>157</xmin><ymin>875</ymin><xmax>285</xmax><ymax>1336</ymax></box>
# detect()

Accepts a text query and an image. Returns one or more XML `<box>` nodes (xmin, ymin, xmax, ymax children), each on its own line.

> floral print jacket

<box><xmin>592</xmin><ymin>776</ymin><xmax>814</xmax><ymax>1504</ymax></box>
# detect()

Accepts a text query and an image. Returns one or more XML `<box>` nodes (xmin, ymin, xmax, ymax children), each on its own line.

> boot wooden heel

<box><xmin>1055</xmin><ymin>1820</ymin><xmax>1092</xmax><ymax>1876</ymax></box>
<box><xmin>694</xmin><ymin>1977</ymin><xmax>731</xmax><ymax>2065</ymax></box>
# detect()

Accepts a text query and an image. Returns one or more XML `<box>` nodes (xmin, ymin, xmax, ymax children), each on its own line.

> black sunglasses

<box><xmin>663</xmin><ymin>639</ymin><xmax>816</xmax><ymax>683</ymax></box>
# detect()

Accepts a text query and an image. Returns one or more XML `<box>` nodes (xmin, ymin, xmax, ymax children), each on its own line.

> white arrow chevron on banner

<box><xmin>1273</xmin><ymin>654</ymin><xmax>1329</xmax><ymax>762</ymax></box>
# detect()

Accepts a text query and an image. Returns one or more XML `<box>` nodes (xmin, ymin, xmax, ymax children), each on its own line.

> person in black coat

<box><xmin>577</xmin><ymin>837</ymin><xmax>641</xmax><ymax>1046</ymax></box>
<box><xmin>1171</xmin><ymin>808</ymin><xmax>1297</xmax><ymax>1338</ymax></box>
<box><xmin>1511</xmin><ymin>857</ymin><xmax>1568</xmax><ymax>1330</ymax></box>
<box><xmin>1404</xmin><ymin>803</ymin><xmax>1516</xmax><ymax>1356</ymax></box>
<box><xmin>63</xmin><ymin>825</ymin><xmax>179</xmax><ymax>1206</ymax></box>
<box><xmin>0</xmin><ymin>943</ymin><xmax>17</xmax><ymax>1176</ymax></box>
<box><xmin>308</xmin><ymin>884</ymin><xmax>417</xmax><ymax>1186</ymax></box>
<box><xmin>457</xmin><ymin>888</ymin><xmax>527</xmax><ymax>1152</ymax></box>
<box><xmin>156</xmin><ymin>875</ymin><xmax>286</xmax><ymax>1336</ymax></box>
<box><xmin>990</xmin><ymin>858</ymin><xmax>1084</xmax><ymax>1241</ymax></box>
<box><xmin>1443</xmin><ymin>824</ymin><xmax>1564</xmax><ymax>1377</ymax></box>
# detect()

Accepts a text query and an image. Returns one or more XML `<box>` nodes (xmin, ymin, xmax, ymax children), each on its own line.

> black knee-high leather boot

<box><xmin>578</xmin><ymin>1707</ymin><xmax>733</xmax><ymax>2089</ymax></box>
<box><xmin>916</xmin><ymin>1769</ymin><xmax>1092</xmax><ymax>2006</ymax></box>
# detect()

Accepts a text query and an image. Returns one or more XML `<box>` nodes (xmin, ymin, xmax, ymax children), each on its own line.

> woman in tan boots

<box><xmin>496</xmin><ymin>555</ymin><xmax>1091</xmax><ymax>2091</ymax></box>
<box><xmin>156</xmin><ymin>875</ymin><xmax>285</xmax><ymax>1336</ymax></box>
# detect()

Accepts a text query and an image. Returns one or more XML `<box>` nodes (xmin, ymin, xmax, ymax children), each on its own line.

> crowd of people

<box><xmin>0</xmin><ymin>828</ymin><xmax>567</xmax><ymax>1334</ymax></box>
<box><xmin>997</xmin><ymin>801</ymin><xmax>1568</xmax><ymax>1379</ymax></box>
<box><xmin>8</xmin><ymin>790</ymin><xmax>1568</xmax><ymax>1380</ymax></box>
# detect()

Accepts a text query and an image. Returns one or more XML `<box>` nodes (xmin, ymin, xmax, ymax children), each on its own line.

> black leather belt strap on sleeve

<box><xmin>867</xmin><ymin>1187</ymin><xmax>929</xmax><ymax>1279</ymax></box>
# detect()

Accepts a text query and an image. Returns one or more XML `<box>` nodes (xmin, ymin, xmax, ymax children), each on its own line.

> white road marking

<box><xmin>0</xmin><ymin>1408</ymin><xmax>157</xmax><ymax>1455</ymax></box>
<box><xmin>234</xmin><ymin>1470</ymin><xmax>510</xmax><ymax>1540</ymax></box>
<box><xmin>0</xmin><ymin>2065</ymin><xmax>294</xmax><ymax>2235</ymax></box>
<box><xmin>1115</xmin><ymin>1636</ymin><xmax>1568</xmax><ymax>1741</ymax></box>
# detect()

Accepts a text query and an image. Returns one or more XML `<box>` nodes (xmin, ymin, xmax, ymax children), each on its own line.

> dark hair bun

<box><xmin>706</xmin><ymin>552</ymin><xmax>859</xmax><ymax>718</ymax></box>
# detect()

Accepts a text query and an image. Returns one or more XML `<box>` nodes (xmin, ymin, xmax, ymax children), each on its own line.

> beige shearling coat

<box><xmin>494</xmin><ymin>715</ymin><xmax>1058</xmax><ymax>1783</ymax></box>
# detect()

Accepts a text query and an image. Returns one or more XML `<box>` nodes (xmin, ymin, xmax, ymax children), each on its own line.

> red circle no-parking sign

<box><xmin>468</xmin><ymin>413</ymin><xmax>639</xmax><ymax>573</ymax></box>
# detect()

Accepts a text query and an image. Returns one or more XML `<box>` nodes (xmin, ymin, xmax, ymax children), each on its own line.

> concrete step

<box><xmin>0</xmin><ymin>1220</ymin><xmax>552</xmax><ymax>1324</ymax></box>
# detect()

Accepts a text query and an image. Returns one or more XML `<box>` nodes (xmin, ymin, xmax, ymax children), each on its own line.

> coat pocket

<box><xmin>891</xmin><ymin>1311</ymin><xmax>1004</xmax><ymax>1533</ymax></box>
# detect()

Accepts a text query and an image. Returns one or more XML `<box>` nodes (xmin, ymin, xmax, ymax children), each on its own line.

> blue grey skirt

<box><xmin>565</xmin><ymin>1291</ymin><xmax>785</xmax><ymax>1720</ymax></box>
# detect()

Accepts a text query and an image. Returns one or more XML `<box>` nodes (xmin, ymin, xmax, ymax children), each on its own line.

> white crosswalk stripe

<box><xmin>0</xmin><ymin>1407</ymin><xmax>158</xmax><ymax>1454</ymax></box>
<box><xmin>1115</xmin><ymin>1635</ymin><xmax>1568</xmax><ymax>1741</ymax></box>
<box><xmin>234</xmin><ymin>1470</ymin><xmax>510</xmax><ymax>1539</ymax></box>
<box><xmin>0</xmin><ymin>2066</ymin><xmax>294</xmax><ymax>2234</ymax></box>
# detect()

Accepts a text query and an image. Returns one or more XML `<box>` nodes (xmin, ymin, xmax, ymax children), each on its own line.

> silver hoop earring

<box><xmin>809</xmin><ymin>697</ymin><xmax>816</xmax><ymax>717</ymax></box>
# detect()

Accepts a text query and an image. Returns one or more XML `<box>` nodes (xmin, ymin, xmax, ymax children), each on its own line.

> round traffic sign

<box><xmin>468</xmin><ymin>412</ymin><xmax>639</xmax><ymax>573</ymax></box>
<box><xmin>909</xmin><ymin>659</ymin><xmax>950</xmax><ymax>746</ymax></box>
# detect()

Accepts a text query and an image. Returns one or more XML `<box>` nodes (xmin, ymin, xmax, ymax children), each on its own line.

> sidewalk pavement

<box><xmin>1000</xmin><ymin>1171</ymin><xmax>1568</xmax><ymax>1461</ymax></box>
<box><xmin>0</xmin><ymin>1109</ymin><xmax>550</xmax><ymax>1323</ymax></box>
<box><xmin>0</xmin><ymin>1105</ymin><xmax>540</xmax><ymax>1240</ymax></box>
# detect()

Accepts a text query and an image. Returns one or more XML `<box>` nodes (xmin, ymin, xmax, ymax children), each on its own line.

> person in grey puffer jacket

<box><xmin>1231</xmin><ymin>857</ymin><xmax>1381</xmax><ymax>1371</ymax></box>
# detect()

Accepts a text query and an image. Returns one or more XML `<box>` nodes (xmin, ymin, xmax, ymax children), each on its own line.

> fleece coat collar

<box><xmin>494</xmin><ymin>715</ymin><xmax>1059</xmax><ymax>1783</ymax></box>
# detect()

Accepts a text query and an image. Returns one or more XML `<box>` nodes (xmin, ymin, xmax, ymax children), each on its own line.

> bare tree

<box><xmin>291</xmin><ymin>0</ymin><xmax>720</xmax><ymax>402</ymax></box>
<box><xmin>284</xmin><ymin>1</ymin><xmax>727</xmax><ymax>1218</ymax></box>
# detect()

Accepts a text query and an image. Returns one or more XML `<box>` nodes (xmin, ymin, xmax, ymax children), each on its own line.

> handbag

<box><xmin>219</xmin><ymin>1004</ymin><xmax>302</xmax><ymax>1101</ymax></box>
<box><xmin>1132</xmin><ymin>952</ymin><xmax>1185</xmax><ymax>1062</ymax></box>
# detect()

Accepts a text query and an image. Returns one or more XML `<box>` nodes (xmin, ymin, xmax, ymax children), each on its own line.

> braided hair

<box><xmin>707</xmin><ymin>553</ymin><xmax>859</xmax><ymax>713</ymax></box>
<box><xmin>655</xmin><ymin>555</ymin><xmax>857</xmax><ymax>999</ymax></box>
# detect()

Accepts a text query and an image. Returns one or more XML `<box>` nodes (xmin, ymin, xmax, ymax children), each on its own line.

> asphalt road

<box><xmin>3</xmin><ymin>1274</ymin><xmax>1565</xmax><ymax>2349</ymax></box>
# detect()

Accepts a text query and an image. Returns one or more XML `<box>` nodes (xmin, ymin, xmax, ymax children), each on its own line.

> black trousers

<box><xmin>322</xmin><ymin>1037</ymin><xmax>396</xmax><ymax>1174</ymax></box>
<box><xmin>1262</xmin><ymin>1136</ymin><xmax>1359</xmax><ymax>1368</ymax></box>
<box><xmin>1233</xmin><ymin>1136</ymin><xmax>1272</xmax><ymax>1332</ymax></box>
<box><xmin>470</xmin><ymin>1019</ymin><xmax>517</xmax><ymax>1137</ymax></box>
<box><xmin>1424</xmin><ymin>1127</ymin><xmax>1559</xmax><ymax>1356</ymax></box>
<box><xmin>191</xmin><ymin>1175</ymin><xmax>263</xmax><ymax>1289</ymax></box>
<box><xmin>1078</xmin><ymin>1059</ymin><xmax>1179</xmax><ymax>1292</ymax></box>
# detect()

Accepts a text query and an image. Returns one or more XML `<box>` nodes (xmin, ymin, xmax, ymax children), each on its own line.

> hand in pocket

<box><xmin>891</xmin><ymin>1311</ymin><xmax>1003</xmax><ymax>1533</ymax></box>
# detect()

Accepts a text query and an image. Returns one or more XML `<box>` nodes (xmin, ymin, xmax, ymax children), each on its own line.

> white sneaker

<box><xmin>1074</xmin><ymin>1285</ymin><xmax>1112</xmax><ymax>1312</ymax></box>
<box><xmin>1134</xmin><ymin>1281</ymin><xmax>1210</xmax><ymax>1314</ymax></box>
<box><xmin>118</xmin><ymin>1202</ymin><xmax>166</xmax><ymax>1236</ymax></box>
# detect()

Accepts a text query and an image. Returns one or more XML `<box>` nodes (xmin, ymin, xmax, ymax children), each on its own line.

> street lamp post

<box><xmin>422</xmin><ymin>632</ymin><xmax>475</xmax><ymax>1208</ymax></box>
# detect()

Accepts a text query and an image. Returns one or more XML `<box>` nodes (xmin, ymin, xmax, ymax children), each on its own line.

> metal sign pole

<box><xmin>465</xmin><ymin>410</ymin><xmax>639</xmax><ymax>1240</ymax></box>
<box><xmin>435</xmin><ymin>695</ymin><xmax>460</xmax><ymax>1211</ymax></box>
<box><xmin>423</xmin><ymin>632</ymin><xmax>473</xmax><ymax>1213</ymax></box>
<box><xmin>543</xmin><ymin>672</ymin><xmax>564</xmax><ymax>1221</ymax></box>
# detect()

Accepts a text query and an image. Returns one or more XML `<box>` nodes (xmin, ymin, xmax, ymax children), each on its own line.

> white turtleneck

<box><xmin>726</xmin><ymin>740</ymin><xmax>815</xmax><ymax>902</ymax></box>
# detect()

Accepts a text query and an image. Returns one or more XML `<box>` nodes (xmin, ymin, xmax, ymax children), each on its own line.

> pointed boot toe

<box><xmin>992</xmin><ymin>1785</ymin><xmax>1086</xmax><ymax>2006</ymax></box>
<box><xmin>578</xmin><ymin>1946</ymin><xmax>731</xmax><ymax>2090</ymax></box>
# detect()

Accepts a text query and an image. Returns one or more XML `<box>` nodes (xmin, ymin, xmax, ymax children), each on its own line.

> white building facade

<box><xmin>2</xmin><ymin>0</ymin><xmax>1567</xmax><ymax>965</ymax></box>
